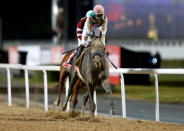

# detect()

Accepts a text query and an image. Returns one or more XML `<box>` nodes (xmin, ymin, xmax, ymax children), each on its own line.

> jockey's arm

<box><xmin>86</xmin><ymin>16</ymin><xmax>93</xmax><ymax>34</ymax></box>
<box><xmin>81</xmin><ymin>17</ymin><xmax>93</xmax><ymax>47</ymax></box>
<box><xmin>101</xmin><ymin>17</ymin><xmax>108</xmax><ymax>45</ymax></box>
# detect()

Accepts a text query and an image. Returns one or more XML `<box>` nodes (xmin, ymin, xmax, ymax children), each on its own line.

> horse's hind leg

<box><xmin>101</xmin><ymin>79</ymin><xmax>115</xmax><ymax>115</ymax></box>
<box><xmin>62</xmin><ymin>64</ymin><xmax>76</xmax><ymax>110</ymax></box>
<box><xmin>62</xmin><ymin>76</ymin><xmax>77</xmax><ymax>111</ymax></box>
<box><xmin>54</xmin><ymin>69</ymin><xmax>68</xmax><ymax>106</ymax></box>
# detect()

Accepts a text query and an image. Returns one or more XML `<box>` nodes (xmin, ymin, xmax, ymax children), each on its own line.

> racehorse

<box><xmin>61</xmin><ymin>37</ymin><xmax>115</xmax><ymax>118</ymax></box>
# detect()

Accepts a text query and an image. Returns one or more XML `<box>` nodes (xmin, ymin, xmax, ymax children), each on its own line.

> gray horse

<box><xmin>62</xmin><ymin>37</ymin><xmax>115</xmax><ymax>118</ymax></box>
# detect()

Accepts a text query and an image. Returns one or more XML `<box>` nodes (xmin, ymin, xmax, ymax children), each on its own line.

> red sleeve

<box><xmin>77</xmin><ymin>17</ymin><xmax>87</xmax><ymax>40</ymax></box>
<box><xmin>77</xmin><ymin>17</ymin><xmax>87</xmax><ymax>29</ymax></box>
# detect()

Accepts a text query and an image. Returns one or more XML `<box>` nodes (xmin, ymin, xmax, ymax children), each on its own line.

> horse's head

<box><xmin>90</xmin><ymin>37</ymin><xmax>106</xmax><ymax>69</ymax></box>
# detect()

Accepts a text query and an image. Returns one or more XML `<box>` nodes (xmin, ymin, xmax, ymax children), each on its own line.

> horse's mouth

<box><xmin>95</xmin><ymin>62</ymin><xmax>102</xmax><ymax>68</ymax></box>
<box><xmin>93</xmin><ymin>55</ymin><xmax>102</xmax><ymax>68</ymax></box>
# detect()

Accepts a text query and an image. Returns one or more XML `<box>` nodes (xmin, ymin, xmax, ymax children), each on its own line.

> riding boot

<box><xmin>69</xmin><ymin>45</ymin><xmax>84</xmax><ymax>65</ymax></box>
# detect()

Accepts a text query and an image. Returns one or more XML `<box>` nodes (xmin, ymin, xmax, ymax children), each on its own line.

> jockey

<box><xmin>76</xmin><ymin>10</ymin><xmax>93</xmax><ymax>47</ymax></box>
<box><xmin>68</xmin><ymin>10</ymin><xmax>93</xmax><ymax>64</ymax></box>
<box><xmin>69</xmin><ymin>4</ymin><xmax>107</xmax><ymax>65</ymax></box>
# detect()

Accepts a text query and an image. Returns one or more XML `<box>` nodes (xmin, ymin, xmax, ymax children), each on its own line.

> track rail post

<box><xmin>24</xmin><ymin>69</ymin><xmax>29</xmax><ymax>109</ymax></box>
<box><xmin>94</xmin><ymin>90</ymin><xmax>97</xmax><ymax>116</ymax></box>
<box><xmin>6</xmin><ymin>68</ymin><xmax>12</xmax><ymax>106</ymax></box>
<box><xmin>120</xmin><ymin>73</ymin><xmax>126</xmax><ymax>118</ymax></box>
<box><xmin>43</xmin><ymin>70</ymin><xmax>48</xmax><ymax>111</ymax></box>
<box><xmin>154</xmin><ymin>74</ymin><xmax>160</xmax><ymax>122</ymax></box>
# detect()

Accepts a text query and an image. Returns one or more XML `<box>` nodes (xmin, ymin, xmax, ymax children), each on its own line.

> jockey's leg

<box><xmin>68</xmin><ymin>38</ymin><xmax>81</xmax><ymax>65</ymax></box>
<box><xmin>69</xmin><ymin>34</ymin><xmax>87</xmax><ymax>75</ymax></box>
<box><xmin>69</xmin><ymin>45</ymin><xmax>84</xmax><ymax>90</ymax></box>
<box><xmin>69</xmin><ymin>45</ymin><xmax>84</xmax><ymax>65</ymax></box>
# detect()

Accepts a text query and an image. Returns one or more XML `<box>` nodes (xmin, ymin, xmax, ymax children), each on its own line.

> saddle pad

<box><xmin>63</xmin><ymin>51</ymin><xmax>78</xmax><ymax>72</ymax></box>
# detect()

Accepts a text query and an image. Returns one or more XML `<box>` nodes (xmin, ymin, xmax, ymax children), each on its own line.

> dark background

<box><xmin>0</xmin><ymin>0</ymin><xmax>93</xmax><ymax>40</ymax></box>
<box><xmin>1</xmin><ymin>0</ymin><xmax>184</xmax><ymax>40</ymax></box>
<box><xmin>0</xmin><ymin>0</ymin><xmax>52</xmax><ymax>40</ymax></box>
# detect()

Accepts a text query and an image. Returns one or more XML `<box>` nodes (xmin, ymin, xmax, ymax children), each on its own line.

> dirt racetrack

<box><xmin>0</xmin><ymin>102</ymin><xmax>184</xmax><ymax>131</ymax></box>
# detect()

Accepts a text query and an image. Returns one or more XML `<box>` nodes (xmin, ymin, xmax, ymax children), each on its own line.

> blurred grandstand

<box><xmin>1</xmin><ymin>0</ymin><xmax>184</xmax><ymax>85</ymax></box>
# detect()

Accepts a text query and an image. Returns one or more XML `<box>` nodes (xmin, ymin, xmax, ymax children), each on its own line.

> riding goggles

<box><xmin>95</xmin><ymin>14</ymin><xmax>103</xmax><ymax>18</ymax></box>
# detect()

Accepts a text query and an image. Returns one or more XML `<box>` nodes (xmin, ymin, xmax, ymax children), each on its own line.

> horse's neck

<box><xmin>80</xmin><ymin>48</ymin><xmax>93</xmax><ymax>67</ymax></box>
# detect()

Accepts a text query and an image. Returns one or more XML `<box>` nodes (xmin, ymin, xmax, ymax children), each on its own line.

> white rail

<box><xmin>1</xmin><ymin>64</ymin><xmax>184</xmax><ymax>122</ymax></box>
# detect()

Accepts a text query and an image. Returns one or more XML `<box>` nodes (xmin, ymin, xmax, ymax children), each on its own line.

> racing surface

<box><xmin>1</xmin><ymin>99</ymin><xmax>184</xmax><ymax>131</ymax></box>
<box><xmin>40</xmin><ymin>93</ymin><xmax>184</xmax><ymax>124</ymax></box>
<box><xmin>0</xmin><ymin>92</ymin><xmax>184</xmax><ymax>125</ymax></box>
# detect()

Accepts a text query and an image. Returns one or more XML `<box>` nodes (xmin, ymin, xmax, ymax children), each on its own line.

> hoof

<box><xmin>59</xmin><ymin>102</ymin><xmax>63</xmax><ymax>107</ymax></box>
<box><xmin>54</xmin><ymin>100</ymin><xmax>60</xmax><ymax>106</ymax></box>
<box><xmin>62</xmin><ymin>102</ymin><xmax>67</xmax><ymax>111</ymax></box>
<box><xmin>110</xmin><ymin>110</ymin><xmax>116</xmax><ymax>115</ymax></box>
<box><xmin>80</xmin><ymin>112</ymin><xmax>84</xmax><ymax>118</ymax></box>
<box><xmin>90</xmin><ymin>112</ymin><xmax>95</xmax><ymax>118</ymax></box>
<box><xmin>62</xmin><ymin>106</ymin><xmax>66</xmax><ymax>111</ymax></box>
<box><xmin>69</xmin><ymin>95</ymin><xmax>73</xmax><ymax>101</ymax></box>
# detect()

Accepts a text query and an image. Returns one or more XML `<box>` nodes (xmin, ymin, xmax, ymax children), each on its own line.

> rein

<box><xmin>106</xmin><ymin>55</ymin><xmax>118</xmax><ymax>69</ymax></box>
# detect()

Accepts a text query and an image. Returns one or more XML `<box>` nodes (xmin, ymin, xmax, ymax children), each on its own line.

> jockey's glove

<box><xmin>87</xmin><ymin>32</ymin><xmax>93</xmax><ymax>36</ymax></box>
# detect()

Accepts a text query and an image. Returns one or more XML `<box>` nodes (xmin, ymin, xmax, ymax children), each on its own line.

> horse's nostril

<box><xmin>95</xmin><ymin>62</ymin><xmax>101</xmax><ymax>68</ymax></box>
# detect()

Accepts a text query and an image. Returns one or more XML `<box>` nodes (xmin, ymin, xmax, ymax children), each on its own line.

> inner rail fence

<box><xmin>1</xmin><ymin>64</ymin><xmax>184</xmax><ymax>122</ymax></box>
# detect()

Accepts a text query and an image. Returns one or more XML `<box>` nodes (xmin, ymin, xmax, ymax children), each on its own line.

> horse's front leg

<box><xmin>101</xmin><ymin>79</ymin><xmax>116</xmax><ymax>115</ymax></box>
<box><xmin>80</xmin><ymin>89</ymin><xmax>88</xmax><ymax>117</ymax></box>
<box><xmin>86</xmin><ymin>83</ymin><xmax>96</xmax><ymax>118</ymax></box>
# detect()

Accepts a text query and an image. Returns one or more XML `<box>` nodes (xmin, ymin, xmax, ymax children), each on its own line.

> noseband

<box><xmin>91</xmin><ymin>51</ymin><xmax>103</xmax><ymax>58</ymax></box>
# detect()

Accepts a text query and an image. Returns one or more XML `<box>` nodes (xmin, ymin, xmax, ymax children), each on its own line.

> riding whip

<box><xmin>106</xmin><ymin>55</ymin><xmax>124</xmax><ymax>80</ymax></box>
<box><xmin>106</xmin><ymin>55</ymin><xmax>118</xmax><ymax>69</ymax></box>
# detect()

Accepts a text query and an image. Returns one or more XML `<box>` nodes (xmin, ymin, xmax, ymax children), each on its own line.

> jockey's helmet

<box><xmin>86</xmin><ymin>10</ymin><xmax>93</xmax><ymax>17</ymax></box>
<box><xmin>93</xmin><ymin>5</ymin><xmax>104</xmax><ymax>19</ymax></box>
